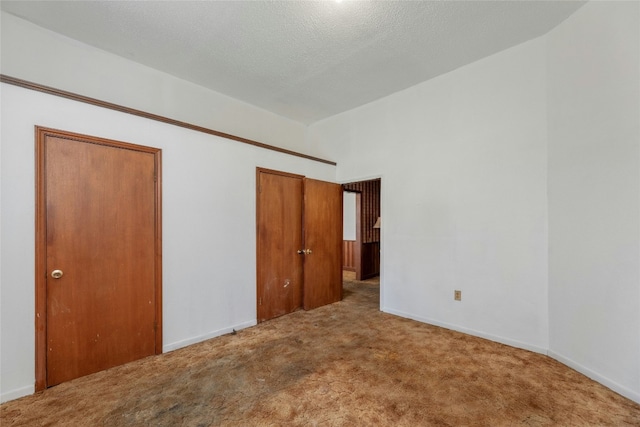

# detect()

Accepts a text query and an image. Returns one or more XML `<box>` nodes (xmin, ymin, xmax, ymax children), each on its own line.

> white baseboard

<box><xmin>1</xmin><ymin>384</ymin><xmax>34</xmax><ymax>404</ymax></box>
<box><xmin>163</xmin><ymin>320</ymin><xmax>257</xmax><ymax>353</ymax></box>
<box><xmin>0</xmin><ymin>321</ymin><xmax>257</xmax><ymax>404</ymax></box>
<box><xmin>382</xmin><ymin>307</ymin><xmax>640</xmax><ymax>405</ymax></box>
<box><xmin>548</xmin><ymin>350</ymin><xmax>640</xmax><ymax>404</ymax></box>
<box><xmin>5</xmin><ymin>319</ymin><xmax>638</xmax><ymax>406</ymax></box>
<box><xmin>382</xmin><ymin>307</ymin><xmax>548</xmax><ymax>354</ymax></box>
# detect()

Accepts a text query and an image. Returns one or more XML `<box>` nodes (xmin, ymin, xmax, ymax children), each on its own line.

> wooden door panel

<box><xmin>256</xmin><ymin>170</ymin><xmax>303</xmax><ymax>322</ymax></box>
<box><xmin>37</xmin><ymin>129</ymin><xmax>161</xmax><ymax>388</ymax></box>
<box><xmin>303</xmin><ymin>179</ymin><xmax>343</xmax><ymax>310</ymax></box>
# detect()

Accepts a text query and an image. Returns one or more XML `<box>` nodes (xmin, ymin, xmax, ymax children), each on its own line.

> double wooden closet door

<box><xmin>256</xmin><ymin>168</ymin><xmax>343</xmax><ymax>322</ymax></box>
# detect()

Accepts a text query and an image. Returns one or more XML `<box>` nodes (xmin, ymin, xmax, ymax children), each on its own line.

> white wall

<box><xmin>343</xmin><ymin>192</ymin><xmax>357</xmax><ymax>241</ymax></box>
<box><xmin>547</xmin><ymin>1</ymin><xmax>640</xmax><ymax>402</ymax></box>
<box><xmin>3</xmin><ymin>0</ymin><xmax>639</xmax><ymax>406</ymax></box>
<box><xmin>0</xmin><ymin>12</ymin><xmax>307</xmax><ymax>154</ymax></box>
<box><xmin>308</xmin><ymin>0</ymin><xmax>640</xmax><ymax>404</ymax></box>
<box><xmin>0</xmin><ymin>11</ymin><xmax>339</xmax><ymax>402</ymax></box>
<box><xmin>0</xmin><ymin>86</ymin><xmax>335</xmax><ymax>402</ymax></box>
<box><xmin>0</xmin><ymin>84</ymin><xmax>335</xmax><ymax>400</ymax></box>
<box><xmin>309</xmin><ymin>37</ymin><xmax>550</xmax><ymax>353</ymax></box>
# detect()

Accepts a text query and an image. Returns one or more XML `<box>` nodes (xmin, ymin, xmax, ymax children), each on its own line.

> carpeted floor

<box><xmin>2</xmin><ymin>275</ymin><xmax>639</xmax><ymax>426</ymax></box>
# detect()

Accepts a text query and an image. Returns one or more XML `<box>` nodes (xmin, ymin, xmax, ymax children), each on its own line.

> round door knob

<box><xmin>51</xmin><ymin>269</ymin><xmax>64</xmax><ymax>279</ymax></box>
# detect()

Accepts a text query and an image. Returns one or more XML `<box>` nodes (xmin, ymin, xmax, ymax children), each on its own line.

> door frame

<box><xmin>342</xmin><ymin>190</ymin><xmax>363</xmax><ymax>279</ymax></box>
<box><xmin>342</xmin><ymin>178</ymin><xmax>381</xmax><ymax>280</ymax></box>
<box><xmin>34</xmin><ymin>126</ymin><xmax>163</xmax><ymax>391</ymax></box>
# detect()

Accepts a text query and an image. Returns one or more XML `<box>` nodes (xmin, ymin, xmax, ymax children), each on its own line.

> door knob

<box><xmin>51</xmin><ymin>269</ymin><xmax>64</xmax><ymax>279</ymax></box>
<box><xmin>304</xmin><ymin>249</ymin><xmax>312</xmax><ymax>255</ymax></box>
<box><xmin>297</xmin><ymin>250</ymin><xmax>304</xmax><ymax>255</ymax></box>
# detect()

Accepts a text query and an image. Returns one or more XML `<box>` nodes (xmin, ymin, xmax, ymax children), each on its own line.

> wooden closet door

<box><xmin>36</xmin><ymin>128</ymin><xmax>162</xmax><ymax>389</ymax></box>
<box><xmin>303</xmin><ymin>178</ymin><xmax>343</xmax><ymax>310</ymax></box>
<box><xmin>256</xmin><ymin>170</ymin><xmax>304</xmax><ymax>322</ymax></box>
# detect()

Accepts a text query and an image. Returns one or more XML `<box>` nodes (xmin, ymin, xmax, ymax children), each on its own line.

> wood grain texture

<box><xmin>343</xmin><ymin>180</ymin><xmax>380</xmax><ymax>279</ymax></box>
<box><xmin>35</xmin><ymin>127</ymin><xmax>162</xmax><ymax>389</ymax></box>
<box><xmin>256</xmin><ymin>169</ymin><xmax>304</xmax><ymax>322</ymax></box>
<box><xmin>342</xmin><ymin>240</ymin><xmax>356</xmax><ymax>271</ymax></box>
<box><xmin>361</xmin><ymin>242</ymin><xmax>381</xmax><ymax>280</ymax></box>
<box><xmin>343</xmin><ymin>179</ymin><xmax>380</xmax><ymax>244</ymax></box>
<box><xmin>303</xmin><ymin>179</ymin><xmax>343</xmax><ymax>310</ymax></box>
<box><xmin>1</xmin><ymin>74</ymin><xmax>335</xmax><ymax>166</ymax></box>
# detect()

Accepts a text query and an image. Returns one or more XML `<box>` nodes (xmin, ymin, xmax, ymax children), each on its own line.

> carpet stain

<box><xmin>2</xmin><ymin>278</ymin><xmax>640</xmax><ymax>426</ymax></box>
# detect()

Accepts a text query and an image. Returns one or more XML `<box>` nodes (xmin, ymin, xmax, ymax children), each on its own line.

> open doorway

<box><xmin>342</xmin><ymin>178</ymin><xmax>381</xmax><ymax>282</ymax></box>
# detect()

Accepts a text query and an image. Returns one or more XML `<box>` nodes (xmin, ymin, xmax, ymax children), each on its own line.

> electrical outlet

<box><xmin>454</xmin><ymin>290</ymin><xmax>462</xmax><ymax>301</ymax></box>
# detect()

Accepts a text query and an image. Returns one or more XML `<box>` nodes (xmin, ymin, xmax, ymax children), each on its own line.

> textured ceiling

<box><xmin>1</xmin><ymin>1</ymin><xmax>585</xmax><ymax>124</ymax></box>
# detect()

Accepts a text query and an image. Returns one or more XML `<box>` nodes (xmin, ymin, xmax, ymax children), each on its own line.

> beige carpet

<box><xmin>2</xmin><ymin>276</ymin><xmax>639</xmax><ymax>426</ymax></box>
